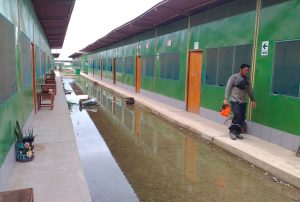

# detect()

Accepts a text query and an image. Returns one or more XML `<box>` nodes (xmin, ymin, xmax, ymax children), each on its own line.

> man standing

<box><xmin>223</xmin><ymin>64</ymin><xmax>256</xmax><ymax>140</ymax></box>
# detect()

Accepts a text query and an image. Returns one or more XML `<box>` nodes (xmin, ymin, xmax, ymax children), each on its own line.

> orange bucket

<box><xmin>220</xmin><ymin>104</ymin><xmax>231</xmax><ymax>117</ymax></box>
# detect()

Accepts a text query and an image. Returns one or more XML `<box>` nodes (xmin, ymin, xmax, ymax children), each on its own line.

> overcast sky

<box><xmin>58</xmin><ymin>0</ymin><xmax>163</xmax><ymax>60</ymax></box>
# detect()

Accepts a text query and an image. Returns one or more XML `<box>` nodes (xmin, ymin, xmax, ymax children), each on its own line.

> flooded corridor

<box><xmin>64</xmin><ymin>76</ymin><xmax>300</xmax><ymax>202</ymax></box>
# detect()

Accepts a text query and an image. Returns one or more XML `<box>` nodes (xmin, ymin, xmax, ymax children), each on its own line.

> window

<box><xmin>107</xmin><ymin>58</ymin><xmax>112</xmax><ymax>71</ymax></box>
<box><xmin>205</xmin><ymin>48</ymin><xmax>218</xmax><ymax>85</ymax></box>
<box><xmin>103</xmin><ymin>59</ymin><xmax>106</xmax><ymax>71</ymax></box>
<box><xmin>217</xmin><ymin>47</ymin><xmax>234</xmax><ymax>86</ymax></box>
<box><xmin>272</xmin><ymin>40</ymin><xmax>300</xmax><ymax>98</ymax></box>
<box><xmin>159</xmin><ymin>52</ymin><xmax>180</xmax><ymax>80</ymax></box>
<box><xmin>116</xmin><ymin>57</ymin><xmax>123</xmax><ymax>73</ymax></box>
<box><xmin>205</xmin><ymin>44</ymin><xmax>252</xmax><ymax>86</ymax></box>
<box><xmin>142</xmin><ymin>55</ymin><xmax>154</xmax><ymax>77</ymax></box>
<box><xmin>97</xmin><ymin>59</ymin><xmax>100</xmax><ymax>70</ymax></box>
<box><xmin>124</xmin><ymin>57</ymin><xmax>134</xmax><ymax>74</ymax></box>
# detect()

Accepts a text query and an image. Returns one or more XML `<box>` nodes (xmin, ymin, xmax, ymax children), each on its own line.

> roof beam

<box><xmin>155</xmin><ymin>7</ymin><xmax>190</xmax><ymax>16</ymax></box>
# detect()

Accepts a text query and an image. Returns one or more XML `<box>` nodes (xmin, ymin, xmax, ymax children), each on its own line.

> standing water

<box><xmin>64</xmin><ymin>76</ymin><xmax>300</xmax><ymax>202</ymax></box>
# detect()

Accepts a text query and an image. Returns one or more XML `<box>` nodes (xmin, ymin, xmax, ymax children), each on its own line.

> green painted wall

<box><xmin>140</xmin><ymin>38</ymin><xmax>155</xmax><ymax>91</ymax></box>
<box><xmin>190</xmin><ymin>6</ymin><xmax>256</xmax><ymax>111</ymax></box>
<box><xmin>116</xmin><ymin>46</ymin><xmax>123</xmax><ymax>83</ymax></box>
<box><xmin>82</xmin><ymin>0</ymin><xmax>300</xmax><ymax>136</ymax></box>
<box><xmin>252</xmin><ymin>0</ymin><xmax>300</xmax><ymax>135</ymax></box>
<box><xmin>155</xmin><ymin>30</ymin><xmax>187</xmax><ymax>101</ymax></box>
<box><xmin>122</xmin><ymin>44</ymin><xmax>136</xmax><ymax>86</ymax></box>
<box><xmin>0</xmin><ymin>0</ymin><xmax>52</xmax><ymax>167</ymax></box>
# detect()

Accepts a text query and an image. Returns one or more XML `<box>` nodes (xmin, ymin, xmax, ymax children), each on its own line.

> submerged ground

<box><xmin>64</xmin><ymin>76</ymin><xmax>300</xmax><ymax>202</ymax></box>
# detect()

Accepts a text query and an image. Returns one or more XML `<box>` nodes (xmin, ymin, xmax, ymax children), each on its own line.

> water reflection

<box><xmin>69</xmin><ymin>77</ymin><xmax>300</xmax><ymax>202</ymax></box>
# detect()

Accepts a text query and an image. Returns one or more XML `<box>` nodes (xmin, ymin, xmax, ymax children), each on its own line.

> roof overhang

<box><xmin>69</xmin><ymin>52</ymin><xmax>84</xmax><ymax>59</ymax></box>
<box><xmin>80</xmin><ymin>0</ymin><xmax>233</xmax><ymax>53</ymax></box>
<box><xmin>52</xmin><ymin>53</ymin><xmax>60</xmax><ymax>58</ymax></box>
<box><xmin>32</xmin><ymin>0</ymin><xmax>76</xmax><ymax>49</ymax></box>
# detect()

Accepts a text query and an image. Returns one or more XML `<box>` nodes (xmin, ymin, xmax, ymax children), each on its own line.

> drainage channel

<box><xmin>64</xmin><ymin>76</ymin><xmax>300</xmax><ymax>202</ymax></box>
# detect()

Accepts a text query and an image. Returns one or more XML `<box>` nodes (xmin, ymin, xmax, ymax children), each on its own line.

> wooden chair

<box><xmin>45</xmin><ymin>73</ymin><xmax>55</xmax><ymax>80</ymax></box>
<box><xmin>41</xmin><ymin>84</ymin><xmax>56</xmax><ymax>95</ymax></box>
<box><xmin>37</xmin><ymin>91</ymin><xmax>54</xmax><ymax>110</ymax></box>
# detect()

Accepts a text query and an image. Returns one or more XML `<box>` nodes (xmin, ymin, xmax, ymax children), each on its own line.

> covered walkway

<box><xmin>7</xmin><ymin>72</ymin><xmax>91</xmax><ymax>202</ymax></box>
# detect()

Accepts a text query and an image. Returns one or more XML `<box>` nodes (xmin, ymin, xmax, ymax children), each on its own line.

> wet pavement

<box><xmin>65</xmin><ymin>76</ymin><xmax>300</xmax><ymax>202</ymax></box>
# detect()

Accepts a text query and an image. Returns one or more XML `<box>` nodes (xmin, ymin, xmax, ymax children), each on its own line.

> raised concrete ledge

<box><xmin>7</xmin><ymin>72</ymin><xmax>91</xmax><ymax>202</ymax></box>
<box><xmin>82</xmin><ymin>73</ymin><xmax>300</xmax><ymax>189</ymax></box>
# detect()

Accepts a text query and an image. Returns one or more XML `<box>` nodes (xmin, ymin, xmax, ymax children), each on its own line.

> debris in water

<box><xmin>272</xmin><ymin>177</ymin><xmax>280</xmax><ymax>183</ymax></box>
<box><xmin>124</xmin><ymin>97</ymin><xmax>134</xmax><ymax>105</ymax></box>
<box><xmin>80</xmin><ymin>98</ymin><xmax>98</xmax><ymax>107</ymax></box>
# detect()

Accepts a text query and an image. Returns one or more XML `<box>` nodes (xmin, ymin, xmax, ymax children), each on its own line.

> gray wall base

<box><xmin>200</xmin><ymin>107</ymin><xmax>300</xmax><ymax>152</ymax></box>
<box><xmin>140</xmin><ymin>89</ymin><xmax>186</xmax><ymax>110</ymax></box>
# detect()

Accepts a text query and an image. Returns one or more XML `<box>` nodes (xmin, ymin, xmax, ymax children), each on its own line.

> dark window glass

<box><xmin>116</xmin><ymin>57</ymin><xmax>123</xmax><ymax>73</ymax></box>
<box><xmin>159</xmin><ymin>52</ymin><xmax>180</xmax><ymax>80</ymax></box>
<box><xmin>103</xmin><ymin>59</ymin><xmax>106</xmax><ymax>71</ymax></box>
<box><xmin>205</xmin><ymin>48</ymin><xmax>218</xmax><ymax>85</ymax></box>
<box><xmin>217</xmin><ymin>46</ymin><xmax>234</xmax><ymax>87</ymax></box>
<box><xmin>0</xmin><ymin>16</ymin><xmax>17</xmax><ymax>104</ymax></box>
<box><xmin>97</xmin><ymin>59</ymin><xmax>100</xmax><ymax>69</ymax></box>
<box><xmin>233</xmin><ymin>44</ymin><xmax>252</xmax><ymax>73</ymax></box>
<box><xmin>124</xmin><ymin>57</ymin><xmax>134</xmax><ymax>74</ymax></box>
<box><xmin>205</xmin><ymin>44</ymin><xmax>253</xmax><ymax>86</ymax></box>
<box><xmin>107</xmin><ymin>58</ymin><xmax>112</xmax><ymax>71</ymax></box>
<box><xmin>272</xmin><ymin>40</ymin><xmax>300</xmax><ymax>97</ymax></box>
<box><xmin>142</xmin><ymin>55</ymin><xmax>154</xmax><ymax>77</ymax></box>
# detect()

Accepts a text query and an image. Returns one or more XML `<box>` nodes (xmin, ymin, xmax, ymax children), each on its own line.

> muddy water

<box><xmin>66</xmin><ymin>77</ymin><xmax>300</xmax><ymax>202</ymax></box>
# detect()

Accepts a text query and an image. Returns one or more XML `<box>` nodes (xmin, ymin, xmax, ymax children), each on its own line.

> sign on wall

<box><xmin>261</xmin><ymin>41</ymin><xmax>269</xmax><ymax>56</ymax></box>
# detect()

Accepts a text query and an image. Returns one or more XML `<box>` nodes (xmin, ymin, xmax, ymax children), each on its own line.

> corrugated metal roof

<box><xmin>52</xmin><ymin>53</ymin><xmax>60</xmax><ymax>58</ymax></box>
<box><xmin>32</xmin><ymin>0</ymin><xmax>76</xmax><ymax>49</ymax></box>
<box><xmin>69</xmin><ymin>52</ymin><xmax>83</xmax><ymax>59</ymax></box>
<box><xmin>80</xmin><ymin>0</ymin><xmax>233</xmax><ymax>53</ymax></box>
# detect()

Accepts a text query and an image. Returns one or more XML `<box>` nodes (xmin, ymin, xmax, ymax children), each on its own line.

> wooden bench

<box><xmin>0</xmin><ymin>188</ymin><xmax>33</xmax><ymax>202</ymax></box>
<box><xmin>41</xmin><ymin>84</ymin><xmax>56</xmax><ymax>95</ymax></box>
<box><xmin>45</xmin><ymin>73</ymin><xmax>55</xmax><ymax>80</ymax></box>
<box><xmin>37</xmin><ymin>91</ymin><xmax>54</xmax><ymax>110</ymax></box>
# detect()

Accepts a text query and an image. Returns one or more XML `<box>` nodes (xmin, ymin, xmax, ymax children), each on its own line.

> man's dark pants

<box><xmin>229</xmin><ymin>102</ymin><xmax>247</xmax><ymax>135</ymax></box>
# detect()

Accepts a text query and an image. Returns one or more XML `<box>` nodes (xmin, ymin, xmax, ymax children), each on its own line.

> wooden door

<box><xmin>31</xmin><ymin>43</ymin><xmax>37</xmax><ymax>112</ymax></box>
<box><xmin>113</xmin><ymin>58</ymin><xmax>116</xmax><ymax>84</ymax></box>
<box><xmin>187</xmin><ymin>51</ymin><xmax>202</xmax><ymax>113</ymax></box>
<box><xmin>135</xmin><ymin>56</ymin><xmax>141</xmax><ymax>93</ymax></box>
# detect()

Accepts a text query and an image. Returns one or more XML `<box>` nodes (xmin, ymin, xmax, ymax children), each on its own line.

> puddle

<box><xmin>65</xmin><ymin>76</ymin><xmax>300</xmax><ymax>202</ymax></box>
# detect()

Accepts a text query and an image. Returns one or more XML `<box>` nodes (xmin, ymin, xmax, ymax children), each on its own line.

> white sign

<box><xmin>194</xmin><ymin>42</ymin><xmax>199</xmax><ymax>50</ymax></box>
<box><xmin>261</xmin><ymin>41</ymin><xmax>269</xmax><ymax>56</ymax></box>
<box><xmin>167</xmin><ymin>40</ymin><xmax>172</xmax><ymax>46</ymax></box>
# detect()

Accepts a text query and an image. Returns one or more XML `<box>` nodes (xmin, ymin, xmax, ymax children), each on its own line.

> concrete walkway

<box><xmin>7</xmin><ymin>72</ymin><xmax>91</xmax><ymax>202</ymax></box>
<box><xmin>82</xmin><ymin>73</ymin><xmax>300</xmax><ymax>189</ymax></box>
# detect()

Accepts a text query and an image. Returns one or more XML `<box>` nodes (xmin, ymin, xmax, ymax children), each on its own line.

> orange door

<box><xmin>135</xmin><ymin>56</ymin><xmax>141</xmax><ymax>93</ymax></box>
<box><xmin>113</xmin><ymin>58</ymin><xmax>116</xmax><ymax>84</ymax></box>
<box><xmin>187</xmin><ymin>51</ymin><xmax>202</xmax><ymax>113</ymax></box>
<box><xmin>31</xmin><ymin>43</ymin><xmax>37</xmax><ymax>112</ymax></box>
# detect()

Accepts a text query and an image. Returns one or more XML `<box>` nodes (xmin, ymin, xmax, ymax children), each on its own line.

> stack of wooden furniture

<box><xmin>37</xmin><ymin>72</ymin><xmax>56</xmax><ymax>110</ymax></box>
